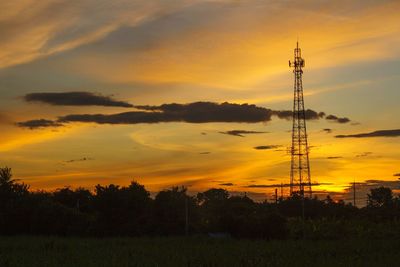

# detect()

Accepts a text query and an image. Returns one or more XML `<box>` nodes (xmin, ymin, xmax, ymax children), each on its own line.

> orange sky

<box><xmin>0</xmin><ymin>0</ymin><xmax>399</xmax><ymax>201</ymax></box>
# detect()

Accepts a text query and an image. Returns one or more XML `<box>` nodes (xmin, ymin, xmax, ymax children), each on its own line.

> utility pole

<box><xmin>275</xmin><ymin>188</ymin><xmax>278</xmax><ymax>204</ymax></box>
<box><xmin>289</xmin><ymin>42</ymin><xmax>312</xmax><ymax>198</ymax></box>
<box><xmin>185</xmin><ymin>195</ymin><xmax>189</xmax><ymax>236</ymax></box>
<box><xmin>353</xmin><ymin>179</ymin><xmax>356</xmax><ymax>207</ymax></box>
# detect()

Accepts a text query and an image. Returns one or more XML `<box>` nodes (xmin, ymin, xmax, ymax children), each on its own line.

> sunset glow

<box><xmin>1</xmin><ymin>0</ymin><xmax>399</xmax><ymax>202</ymax></box>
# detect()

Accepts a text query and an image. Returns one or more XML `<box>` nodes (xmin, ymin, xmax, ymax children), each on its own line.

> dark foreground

<box><xmin>0</xmin><ymin>237</ymin><xmax>399</xmax><ymax>267</ymax></box>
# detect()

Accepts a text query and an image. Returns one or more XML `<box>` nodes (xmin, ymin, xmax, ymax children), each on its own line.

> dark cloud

<box><xmin>322</xmin><ymin>128</ymin><xmax>332</xmax><ymax>133</ymax></box>
<box><xmin>219</xmin><ymin>183</ymin><xmax>234</xmax><ymax>186</ymax></box>
<box><xmin>199</xmin><ymin>152</ymin><xmax>210</xmax><ymax>155</ymax></box>
<box><xmin>272</xmin><ymin>109</ymin><xmax>325</xmax><ymax>120</ymax></box>
<box><xmin>65</xmin><ymin>157</ymin><xmax>94</xmax><ymax>163</ymax></box>
<box><xmin>135</xmin><ymin>102</ymin><xmax>273</xmax><ymax>123</ymax></box>
<box><xmin>326</xmin><ymin>114</ymin><xmax>351</xmax><ymax>124</ymax></box>
<box><xmin>393</xmin><ymin>173</ymin><xmax>400</xmax><ymax>177</ymax></box>
<box><xmin>219</xmin><ymin>130</ymin><xmax>268</xmax><ymax>137</ymax></box>
<box><xmin>24</xmin><ymin>92</ymin><xmax>133</xmax><ymax>108</ymax></box>
<box><xmin>335</xmin><ymin>129</ymin><xmax>400</xmax><ymax>138</ymax></box>
<box><xmin>55</xmin><ymin>102</ymin><xmax>274</xmax><ymax>125</ymax></box>
<box><xmin>245</xmin><ymin>182</ymin><xmax>333</xmax><ymax>188</ymax></box>
<box><xmin>253</xmin><ymin>145</ymin><xmax>281</xmax><ymax>150</ymax></box>
<box><xmin>17</xmin><ymin>101</ymin><xmax>350</xmax><ymax>129</ymax></box>
<box><xmin>16</xmin><ymin>119</ymin><xmax>63</xmax><ymax>129</ymax></box>
<box><xmin>355</xmin><ymin>152</ymin><xmax>372</xmax><ymax>158</ymax></box>
<box><xmin>326</xmin><ymin>156</ymin><xmax>343</xmax><ymax>159</ymax></box>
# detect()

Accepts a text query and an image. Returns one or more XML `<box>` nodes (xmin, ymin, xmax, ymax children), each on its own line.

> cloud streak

<box><xmin>245</xmin><ymin>182</ymin><xmax>333</xmax><ymax>188</ymax></box>
<box><xmin>16</xmin><ymin>119</ymin><xmax>63</xmax><ymax>129</ymax></box>
<box><xmin>272</xmin><ymin>110</ymin><xmax>325</xmax><ymax>121</ymax></box>
<box><xmin>326</xmin><ymin>115</ymin><xmax>351</xmax><ymax>124</ymax></box>
<box><xmin>219</xmin><ymin>130</ymin><xmax>268</xmax><ymax>137</ymax></box>
<box><xmin>253</xmin><ymin>145</ymin><xmax>281</xmax><ymax>150</ymax></box>
<box><xmin>65</xmin><ymin>157</ymin><xmax>94</xmax><ymax>163</ymax></box>
<box><xmin>24</xmin><ymin>92</ymin><xmax>133</xmax><ymax>107</ymax></box>
<box><xmin>335</xmin><ymin>129</ymin><xmax>400</xmax><ymax>138</ymax></box>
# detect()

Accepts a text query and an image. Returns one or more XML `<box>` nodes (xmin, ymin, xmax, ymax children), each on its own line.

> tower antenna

<box><xmin>289</xmin><ymin>42</ymin><xmax>312</xmax><ymax>198</ymax></box>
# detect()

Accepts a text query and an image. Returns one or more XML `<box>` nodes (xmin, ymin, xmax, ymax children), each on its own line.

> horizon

<box><xmin>1</xmin><ymin>0</ymin><xmax>399</xmax><ymax>203</ymax></box>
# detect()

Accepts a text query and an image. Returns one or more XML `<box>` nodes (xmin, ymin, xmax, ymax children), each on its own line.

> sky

<box><xmin>1</xmin><ymin>0</ymin><xmax>399</xmax><ymax>202</ymax></box>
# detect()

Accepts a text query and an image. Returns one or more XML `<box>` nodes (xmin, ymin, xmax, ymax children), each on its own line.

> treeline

<box><xmin>1</xmin><ymin>167</ymin><xmax>400</xmax><ymax>239</ymax></box>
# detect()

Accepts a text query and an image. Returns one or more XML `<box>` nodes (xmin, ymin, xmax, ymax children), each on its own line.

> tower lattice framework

<box><xmin>289</xmin><ymin>42</ymin><xmax>312</xmax><ymax>197</ymax></box>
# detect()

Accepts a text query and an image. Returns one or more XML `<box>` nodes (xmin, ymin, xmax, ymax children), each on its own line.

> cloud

<box><xmin>0</xmin><ymin>0</ymin><xmax>197</xmax><ymax>68</ymax></box>
<box><xmin>219</xmin><ymin>183</ymin><xmax>234</xmax><ymax>186</ymax></box>
<box><xmin>16</xmin><ymin>119</ymin><xmax>63</xmax><ymax>129</ymax></box>
<box><xmin>335</xmin><ymin>129</ymin><xmax>400</xmax><ymax>138</ymax></box>
<box><xmin>245</xmin><ymin>182</ymin><xmax>333</xmax><ymax>188</ymax></box>
<box><xmin>326</xmin><ymin>114</ymin><xmax>351</xmax><ymax>124</ymax></box>
<box><xmin>65</xmin><ymin>157</ymin><xmax>94</xmax><ymax>163</ymax></box>
<box><xmin>219</xmin><ymin>130</ymin><xmax>268</xmax><ymax>137</ymax></box>
<box><xmin>24</xmin><ymin>92</ymin><xmax>133</xmax><ymax>107</ymax></box>
<box><xmin>272</xmin><ymin>109</ymin><xmax>325</xmax><ymax>120</ymax></box>
<box><xmin>199</xmin><ymin>152</ymin><xmax>210</xmax><ymax>155</ymax></box>
<box><xmin>355</xmin><ymin>152</ymin><xmax>372</xmax><ymax>158</ymax></box>
<box><xmin>57</xmin><ymin>102</ymin><xmax>275</xmax><ymax>125</ymax></box>
<box><xmin>393</xmin><ymin>173</ymin><xmax>400</xmax><ymax>177</ymax></box>
<box><xmin>273</xmin><ymin>110</ymin><xmax>350</xmax><ymax>124</ymax></box>
<box><xmin>135</xmin><ymin>102</ymin><xmax>273</xmax><ymax>123</ymax></box>
<box><xmin>326</xmin><ymin>156</ymin><xmax>343</xmax><ymax>159</ymax></box>
<box><xmin>322</xmin><ymin>128</ymin><xmax>332</xmax><ymax>133</ymax></box>
<box><xmin>253</xmin><ymin>145</ymin><xmax>281</xmax><ymax>150</ymax></box>
<box><xmin>16</xmin><ymin>101</ymin><xmax>349</xmax><ymax>129</ymax></box>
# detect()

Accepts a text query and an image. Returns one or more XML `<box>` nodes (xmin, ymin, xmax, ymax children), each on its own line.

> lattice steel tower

<box><xmin>289</xmin><ymin>42</ymin><xmax>312</xmax><ymax>197</ymax></box>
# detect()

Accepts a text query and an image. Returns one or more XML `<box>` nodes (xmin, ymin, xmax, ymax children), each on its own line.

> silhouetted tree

<box><xmin>93</xmin><ymin>181</ymin><xmax>151</xmax><ymax>235</ymax></box>
<box><xmin>53</xmin><ymin>187</ymin><xmax>93</xmax><ymax>212</ymax></box>
<box><xmin>1</xmin><ymin>166</ymin><xmax>400</xmax><ymax>239</ymax></box>
<box><xmin>153</xmin><ymin>186</ymin><xmax>198</xmax><ymax>235</ymax></box>
<box><xmin>367</xmin><ymin>187</ymin><xmax>393</xmax><ymax>208</ymax></box>
<box><xmin>0</xmin><ymin>167</ymin><xmax>30</xmax><ymax>234</ymax></box>
<box><xmin>197</xmin><ymin>188</ymin><xmax>229</xmax><ymax>233</ymax></box>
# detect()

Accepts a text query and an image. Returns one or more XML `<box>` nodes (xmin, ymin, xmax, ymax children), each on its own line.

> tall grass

<box><xmin>0</xmin><ymin>236</ymin><xmax>398</xmax><ymax>267</ymax></box>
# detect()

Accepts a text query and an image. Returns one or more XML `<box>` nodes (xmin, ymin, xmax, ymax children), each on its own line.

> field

<box><xmin>0</xmin><ymin>237</ymin><xmax>398</xmax><ymax>267</ymax></box>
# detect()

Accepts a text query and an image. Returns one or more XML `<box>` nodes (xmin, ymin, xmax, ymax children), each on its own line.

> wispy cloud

<box><xmin>336</xmin><ymin>129</ymin><xmax>400</xmax><ymax>138</ymax></box>
<box><xmin>326</xmin><ymin>156</ymin><xmax>343</xmax><ymax>159</ymax></box>
<box><xmin>16</xmin><ymin>119</ymin><xmax>63</xmax><ymax>129</ymax></box>
<box><xmin>65</xmin><ymin>157</ymin><xmax>94</xmax><ymax>163</ymax></box>
<box><xmin>245</xmin><ymin>182</ymin><xmax>333</xmax><ymax>188</ymax></box>
<box><xmin>219</xmin><ymin>183</ymin><xmax>234</xmax><ymax>186</ymax></box>
<box><xmin>355</xmin><ymin>152</ymin><xmax>373</xmax><ymax>158</ymax></box>
<box><xmin>272</xmin><ymin>110</ymin><xmax>325</xmax><ymax>121</ymax></box>
<box><xmin>24</xmin><ymin>92</ymin><xmax>133</xmax><ymax>107</ymax></box>
<box><xmin>219</xmin><ymin>130</ymin><xmax>268</xmax><ymax>137</ymax></box>
<box><xmin>326</xmin><ymin>114</ymin><xmax>350</xmax><ymax>124</ymax></box>
<box><xmin>253</xmin><ymin>145</ymin><xmax>281</xmax><ymax>150</ymax></box>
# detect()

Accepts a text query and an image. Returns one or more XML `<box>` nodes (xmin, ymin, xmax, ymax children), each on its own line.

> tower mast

<box><xmin>289</xmin><ymin>42</ymin><xmax>312</xmax><ymax>198</ymax></box>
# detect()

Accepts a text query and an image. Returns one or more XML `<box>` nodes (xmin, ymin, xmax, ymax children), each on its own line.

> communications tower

<box><xmin>289</xmin><ymin>42</ymin><xmax>312</xmax><ymax>197</ymax></box>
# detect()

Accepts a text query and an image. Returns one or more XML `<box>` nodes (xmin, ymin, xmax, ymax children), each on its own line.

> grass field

<box><xmin>0</xmin><ymin>236</ymin><xmax>398</xmax><ymax>267</ymax></box>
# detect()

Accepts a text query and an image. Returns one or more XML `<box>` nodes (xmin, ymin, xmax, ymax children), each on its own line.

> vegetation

<box><xmin>1</xmin><ymin>167</ymin><xmax>400</xmax><ymax>239</ymax></box>
<box><xmin>0</xmin><ymin>236</ymin><xmax>399</xmax><ymax>267</ymax></box>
